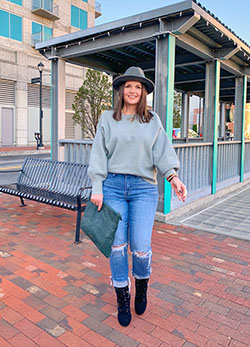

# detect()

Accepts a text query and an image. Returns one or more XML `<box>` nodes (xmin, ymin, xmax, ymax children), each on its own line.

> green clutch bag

<box><xmin>80</xmin><ymin>201</ymin><xmax>122</xmax><ymax>258</ymax></box>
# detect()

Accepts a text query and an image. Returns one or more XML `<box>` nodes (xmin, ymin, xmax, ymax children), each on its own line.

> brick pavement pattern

<box><xmin>0</xmin><ymin>194</ymin><xmax>250</xmax><ymax>347</ymax></box>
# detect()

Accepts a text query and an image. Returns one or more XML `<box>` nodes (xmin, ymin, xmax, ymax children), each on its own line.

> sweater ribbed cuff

<box><xmin>164</xmin><ymin>168</ymin><xmax>177</xmax><ymax>179</ymax></box>
<box><xmin>91</xmin><ymin>180</ymin><xmax>103</xmax><ymax>195</ymax></box>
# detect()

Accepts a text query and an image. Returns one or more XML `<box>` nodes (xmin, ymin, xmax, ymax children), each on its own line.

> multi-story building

<box><xmin>0</xmin><ymin>0</ymin><xmax>101</xmax><ymax>147</ymax></box>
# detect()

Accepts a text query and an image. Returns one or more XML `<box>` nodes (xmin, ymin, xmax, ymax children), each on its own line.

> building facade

<box><xmin>0</xmin><ymin>0</ymin><xmax>101</xmax><ymax>147</ymax></box>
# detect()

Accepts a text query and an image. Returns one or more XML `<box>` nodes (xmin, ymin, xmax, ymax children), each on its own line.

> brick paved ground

<box><xmin>0</xmin><ymin>194</ymin><xmax>250</xmax><ymax>347</ymax></box>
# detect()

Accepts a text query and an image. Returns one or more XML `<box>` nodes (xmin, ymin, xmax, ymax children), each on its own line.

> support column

<box><xmin>51</xmin><ymin>58</ymin><xmax>65</xmax><ymax>161</ymax></box>
<box><xmin>154</xmin><ymin>33</ymin><xmax>176</xmax><ymax>214</ymax></box>
<box><xmin>203</xmin><ymin>60</ymin><xmax>220</xmax><ymax>194</ymax></box>
<box><xmin>220</xmin><ymin>103</ymin><xmax>226</xmax><ymax>139</ymax></box>
<box><xmin>181</xmin><ymin>92</ymin><xmax>188</xmax><ymax>139</ymax></box>
<box><xmin>234</xmin><ymin>77</ymin><xmax>245</xmax><ymax>141</ymax></box>
<box><xmin>238</xmin><ymin>76</ymin><xmax>247</xmax><ymax>181</ymax></box>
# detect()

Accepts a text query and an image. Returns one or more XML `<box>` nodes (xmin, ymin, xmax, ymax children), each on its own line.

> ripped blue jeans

<box><xmin>103</xmin><ymin>173</ymin><xmax>158</xmax><ymax>288</ymax></box>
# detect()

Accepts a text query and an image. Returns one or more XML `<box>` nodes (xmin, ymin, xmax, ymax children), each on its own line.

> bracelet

<box><xmin>167</xmin><ymin>173</ymin><xmax>178</xmax><ymax>182</ymax></box>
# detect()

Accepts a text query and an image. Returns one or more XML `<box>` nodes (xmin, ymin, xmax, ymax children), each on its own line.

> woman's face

<box><xmin>123</xmin><ymin>80</ymin><xmax>142</xmax><ymax>107</ymax></box>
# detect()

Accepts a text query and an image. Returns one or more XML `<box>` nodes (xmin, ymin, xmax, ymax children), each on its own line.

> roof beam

<box><xmin>68</xmin><ymin>56</ymin><xmax>121</xmax><ymax>74</ymax></box>
<box><xmin>192</xmin><ymin>1</ymin><xmax>250</xmax><ymax>55</ymax></box>
<box><xmin>45</xmin><ymin>23</ymin><xmax>159</xmax><ymax>60</ymax></box>
<box><xmin>215</xmin><ymin>45</ymin><xmax>240</xmax><ymax>60</ymax></box>
<box><xmin>177</xmin><ymin>33</ymin><xmax>245</xmax><ymax>76</ymax></box>
<box><xmin>243</xmin><ymin>67</ymin><xmax>250</xmax><ymax>76</ymax></box>
<box><xmin>188</xmin><ymin>27</ymin><xmax>221</xmax><ymax>48</ymax></box>
<box><xmin>132</xmin><ymin>43</ymin><xmax>155</xmax><ymax>57</ymax></box>
<box><xmin>162</xmin><ymin>12</ymin><xmax>201</xmax><ymax>34</ymax></box>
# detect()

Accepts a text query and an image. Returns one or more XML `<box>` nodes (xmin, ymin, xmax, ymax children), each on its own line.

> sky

<box><xmin>95</xmin><ymin>0</ymin><xmax>250</xmax><ymax>44</ymax></box>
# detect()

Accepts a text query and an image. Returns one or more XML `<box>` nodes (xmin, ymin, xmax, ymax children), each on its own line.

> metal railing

<box><xmin>244</xmin><ymin>141</ymin><xmax>250</xmax><ymax>174</ymax></box>
<box><xmin>95</xmin><ymin>1</ymin><xmax>101</xmax><ymax>13</ymax></box>
<box><xmin>32</xmin><ymin>0</ymin><xmax>59</xmax><ymax>17</ymax></box>
<box><xmin>31</xmin><ymin>31</ymin><xmax>53</xmax><ymax>46</ymax></box>
<box><xmin>174</xmin><ymin>142</ymin><xmax>212</xmax><ymax>194</ymax></box>
<box><xmin>59</xmin><ymin>139</ymin><xmax>93</xmax><ymax>165</ymax></box>
<box><xmin>59</xmin><ymin>138</ymin><xmax>250</xmax><ymax>205</ymax></box>
<box><xmin>217</xmin><ymin>141</ymin><xmax>241</xmax><ymax>182</ymax></box>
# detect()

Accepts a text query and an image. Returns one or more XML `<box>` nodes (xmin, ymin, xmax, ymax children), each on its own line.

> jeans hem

<box><xmin>132</xmin><ymin>272</ymin><xmax>151</xmax><ymax>280</ymax></box>
<box><xmin>110</xmin><ymin>277</ymin><xmax>130</xmax><ymax>288</ymax></box>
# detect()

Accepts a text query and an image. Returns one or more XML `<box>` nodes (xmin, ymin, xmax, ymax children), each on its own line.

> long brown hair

<box><xmin>113</xmin><ymin>83</ymin><xmax>152</xmax><ymax>123</ymax></box>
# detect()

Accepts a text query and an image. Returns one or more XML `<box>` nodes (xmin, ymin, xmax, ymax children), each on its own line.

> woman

<box><xmin>88</xmin><ymin>66</ymin><xmax>187</xmax><ymax>327</ymax></box>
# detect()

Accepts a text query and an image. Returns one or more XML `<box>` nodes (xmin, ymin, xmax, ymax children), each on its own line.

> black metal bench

<box><xmin>0</xmin><ymin>158</ymin><xmax>92</xmax><ymax>243</ymax></box>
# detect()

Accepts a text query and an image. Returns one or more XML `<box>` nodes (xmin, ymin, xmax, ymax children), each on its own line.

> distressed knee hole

<box><xmin>133</xmin><ymin>250</ymin><xmax>151</xmax><ymax>258</ymax></box>
<box><xmin>112</xmin><ymin>243</ymin><xmax>127</xmax><ymax>250</ymax></box>
<box><xmin>111</xmin><ymin>243</ymin><xmax>127</xmax><ymax>257</ymax></box>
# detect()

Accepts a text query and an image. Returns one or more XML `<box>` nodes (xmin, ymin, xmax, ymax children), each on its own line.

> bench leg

<box><xmin>75</xmin><ymin>208</ymin><xmax>82</xmax><ymax>244</ymax></box>
<box><xmin>20</xmin><ymin>197</ymin><xmax>26</xmax><ymax>207</ymax></box>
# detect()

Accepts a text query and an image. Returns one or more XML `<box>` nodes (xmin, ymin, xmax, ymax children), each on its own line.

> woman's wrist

<box><xmin>167</xmin><ymin>173</ymin><xmax>178</xmax><ymax>182</ymax></box>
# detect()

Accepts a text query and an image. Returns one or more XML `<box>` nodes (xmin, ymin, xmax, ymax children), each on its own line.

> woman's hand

<box><xmin>90</xmin><ymin>194</ymin><xmax>103</xmax><ymax>211</ymax></box>
<box><xmin>170</xmin><ymin>177</ymin><xmax>187</xmax><ymax>202</ymax></box>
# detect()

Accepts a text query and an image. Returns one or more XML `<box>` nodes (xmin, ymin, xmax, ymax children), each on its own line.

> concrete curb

<box><xmin>0</xmin><ymin>150</ymin><xmax>51</xmax><ymax>157</ymax></box>
<box><xmin>155</xmin><ymin>177</ymin><xmax>250</xmax><ymax>223</ymax></box>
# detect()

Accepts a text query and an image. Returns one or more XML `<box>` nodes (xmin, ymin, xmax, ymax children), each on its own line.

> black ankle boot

<box><xmin>115</xmin><ymin>286</ymin><xmax>131</xmax><ymax>326</ymax></box>
<box><xmin>135</xmin><ymin>278</ymin><xmax>149</xmax><ymax>315</ymax></box>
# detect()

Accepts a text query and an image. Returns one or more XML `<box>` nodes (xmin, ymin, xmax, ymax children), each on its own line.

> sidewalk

<box><xmin>0</xmin><ymin>146</ymin><xmax>51</xmax><ymax>157</ymax></box>
<box><xmin>0</xmin><ymin>194</ymin><xmax>249</xmax><ymax>347</ymax></box>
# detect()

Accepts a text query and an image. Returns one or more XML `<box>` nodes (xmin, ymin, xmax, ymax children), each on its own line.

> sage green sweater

<box><xmin>88</xmin><ymin>110</ymin><xmax>180</xmax><ymax>195</ymax></box>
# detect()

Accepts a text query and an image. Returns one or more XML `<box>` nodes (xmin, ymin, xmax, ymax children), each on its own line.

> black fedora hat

<box><xmin>113</xmin><ymin>66</ymin><xmax>154</xmax><ymax>94</ymax></box>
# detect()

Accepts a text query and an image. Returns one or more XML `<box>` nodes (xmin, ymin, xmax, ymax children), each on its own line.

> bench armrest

<box><xmin>77</xmin><ymin>186</ymin><xmax>92</xmax><ymax>196</ymax></box>
<box><xmin>76</xmin><ymin>186</ymin><xmax>92</xmax><ymax>205</ymax></box>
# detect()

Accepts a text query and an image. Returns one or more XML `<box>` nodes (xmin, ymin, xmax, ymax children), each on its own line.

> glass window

<box><xmin>71</xmin><ymin>5</ymin><xmax>79</xmax><ymax>28</ymax></box>
<box><xmin>71</xmin><ymin>5</ymin><xmax>87</xmax><ymax>29</ymax></box>
<box><xmin>44</xmin><ymin>0</ymin><xmax>52</xmax><ymax>12</ymax></box>
<box><xmin>0</xmin><ymin>10</ymin><xmax>9</xmax><ymax>38</ymax></box>
<box><xmin>82</xmin><ymin>0</ymin><xmax>88</xmax><ymax>2</ymax></box>
<box><xmin>0</xmin><ymin>10</ymin><xmax>22</xmax><ymax>41</ymax></box>
<box><xmin>10</xmin><ymin>13</ymin><xmax>22</xmax><ymax>41</ymax></box>
<box><xmin>80</xmin><ymin>9</ymin><xmax>87</xmax><ymax>30</ymax></box>
<box><xmin>32</xmin><ymin>21</ymin><xmax>52</xmax><ymax>43</ymax></box>
<box><xmin>9</xmin><ymin>0</ymin><xmax>22</xmax><ymax>5</ymax></box>
<box><xmin>44</xmin><ymin>26</ymin><xmax>52</xmax><ymax>41</ymax></box>
<box><xmin>32</xmin><ymin>21</ymin><xmax>42</xmax><ymax>34</ymax></box>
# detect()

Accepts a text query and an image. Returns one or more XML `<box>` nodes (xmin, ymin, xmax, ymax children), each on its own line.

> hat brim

<box><xmin>113</xmin><ymin>75</ymin><xmax>154</xmax><ymax>94</ymax></box>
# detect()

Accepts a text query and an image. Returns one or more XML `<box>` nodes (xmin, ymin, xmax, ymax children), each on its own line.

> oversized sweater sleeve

<box><xmin>152</xmin><ymin>123</ymin><xmax>180</xmax><ymax>179</ymax></box>
<box><xmin>87</xmin><ymin>114</ymin><xmax>108</xmax><ymax>195</ymax></box>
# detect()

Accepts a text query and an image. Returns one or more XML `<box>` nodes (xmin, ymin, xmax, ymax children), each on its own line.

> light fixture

<box><xmin>37</xmin><ymin>61</ymin><xmax>45</xmax><ymax>73</ymax></box>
